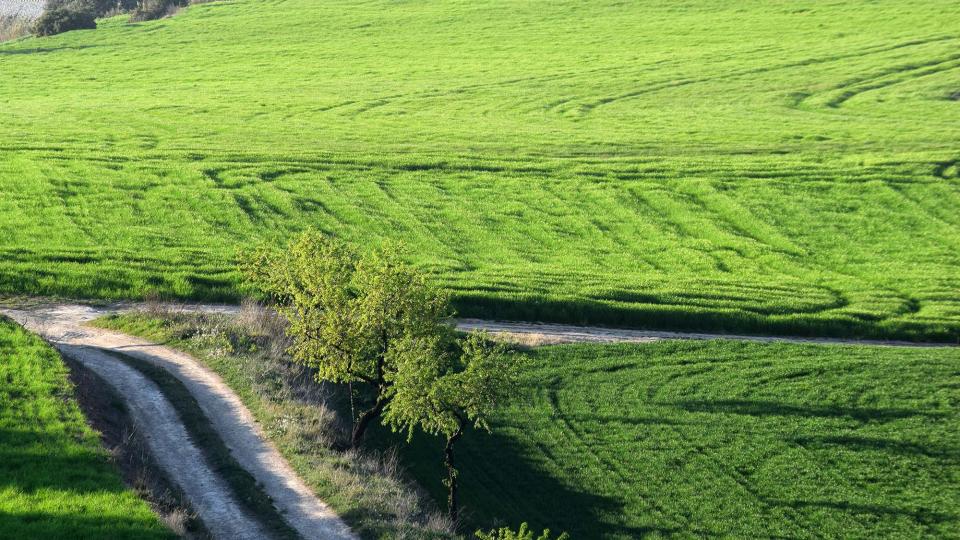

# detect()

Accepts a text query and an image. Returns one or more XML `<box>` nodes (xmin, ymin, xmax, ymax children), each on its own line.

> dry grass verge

<box><xmin>96</xmin><ymin>300</ymin><xmax>454</xmax><ymax>539</ymax></box>
<box><xmin>0</xmin><ymin>15</ymin><xmax>31</xmax><ymax>41</ymax></box>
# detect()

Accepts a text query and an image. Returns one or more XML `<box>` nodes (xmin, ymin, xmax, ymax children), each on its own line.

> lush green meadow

<box><xmin>2</xmin><ymin>0</ymin><xmax>960</xmax><ymax>339</ymax></box>
<box><xmin>397</xmin><ymin>340</ymin><xmax>960</xmax><ymax>538</ymax></box>
<box><xmin>0</xmin><ymin>318</ymin><xmax>171</xmax><ymax>539</ymax></box>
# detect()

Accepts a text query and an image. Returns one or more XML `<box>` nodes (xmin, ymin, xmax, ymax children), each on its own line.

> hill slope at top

<box><xmin>1</xmin><ymin>0</ymin><xmax>959</xmax><ymax>340</ymax></box>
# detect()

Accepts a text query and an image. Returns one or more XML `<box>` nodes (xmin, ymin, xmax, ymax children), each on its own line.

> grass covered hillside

<box><xmin>0</xmin><ymin>318</ymin><xmax>171</xmax><ymax>539</ymax></box>
<box><xmin>1</xmin><ymin>0</ymin><xmax>959</xmax><ymax>339</ymax></box>
<box><xmin>399</xmin><ymin>341</ymin><xmax>960</xmax><ymax>538</ymax></box>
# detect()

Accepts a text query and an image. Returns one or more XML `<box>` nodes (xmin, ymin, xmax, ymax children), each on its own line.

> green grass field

<box><xmin>396</xmin><ymin>340</ymin><xmax>960</xmax><ymax>538</ymax></box>
<box><xmin>0</xmin><ymin>0</ymin><xmax>958</xmax><ymax>340</ymax></box>
<box><xmin>0</xmin><ymin>318</ymin><xmax>171</xmax><ymax>539</ymax></box>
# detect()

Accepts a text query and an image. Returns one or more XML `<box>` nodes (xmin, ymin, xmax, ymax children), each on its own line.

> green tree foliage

<box><xmin>475</xmin><ymin>523</ymin><xmax>569</xmax><ymax>540</ymax></box>
<box><xmin>384</xmin><ymin>331</ymin><xmax>519</xmax><ymax>524</ymax></box>
<box><xmin>242</xmin><ymin>230</ymin><xmax>520</xmax><ymax>524</ymax></box>
<box><xmin>241</xmin><ymin>230</ymin><xmax>454</xmax><ymax>447</ymax></box>
<box><xmin>32</xmin><ymin>6</ymin><xmax>95</xmax><ymax>36</ymax></box>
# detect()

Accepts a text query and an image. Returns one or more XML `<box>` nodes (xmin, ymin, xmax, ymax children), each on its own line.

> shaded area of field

<box><xmin>1</xmin><ymin>1</ymin><xmax>959</xmax><ymax>340</ymax></box>
<box><xmin>393</xmin><ymin>341</ymin><xmax>960</xmax><ymax>538</ymax></box>
<box><xmin>0</xmin><ymin>318</ymin><xmax>172</xmax><ymax>539</ymax></box>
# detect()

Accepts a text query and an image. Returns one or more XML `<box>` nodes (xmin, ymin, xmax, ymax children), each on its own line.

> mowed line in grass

<box><xmin>1</xmin><ymin>0</ymin><xmax>959</xmax><ymax>340</ymax></box>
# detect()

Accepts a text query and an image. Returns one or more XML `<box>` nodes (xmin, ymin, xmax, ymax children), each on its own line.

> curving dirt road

<box><xmin>457</xmin><ymin>319</ymin><xmax>959</xmax><ymax>348</ymax></box>
<box><xmin>2</xmin><ymin>304</ymin><xmax>356</xmax><ymax>540</ymax></box>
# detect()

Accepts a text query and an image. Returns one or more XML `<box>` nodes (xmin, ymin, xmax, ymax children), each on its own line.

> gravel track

<box><xmin>2</xmin><ymin>303</ymin><xmax>356</xmax><ymax>540</ymax></box>
<box><xmin>58</xmin><ymin>341</ymin><xmax>271</xmax><ymax>540</ymax></box>
<box><xmin>457</xmin><ymin>319</ymin><xmax>959</xmax><ymax>348</ymax></box>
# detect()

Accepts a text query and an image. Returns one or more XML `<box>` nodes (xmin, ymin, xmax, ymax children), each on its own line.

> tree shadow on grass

<box><xmin>567</xmin><ymin>413</ymin><xmax>691</xmax><ymax>427</ymax></box>
<box><xmin>791</xmin><ymin>435</ymin><xmax>960</xmax><ymax>460</ymax></box>
<box><xmin>373</xmin><ymin>424</ymin><xmax>682</xmax><ymax>539</ymax></box>
<box><xmin>772</xmin><ymin>500</ymin><xmax>956</xmax><ymax>528</ymax></box>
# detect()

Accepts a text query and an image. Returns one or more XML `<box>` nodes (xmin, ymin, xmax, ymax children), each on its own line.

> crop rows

<box><xmin>0</xmin><ymin>1</ymin><xmax>958</xmax><ymax>340</ymax></box>
<box><xmin>396</xmin><ymin>340</ymin><xmax>960</xmax><ymax>538</ymax></box>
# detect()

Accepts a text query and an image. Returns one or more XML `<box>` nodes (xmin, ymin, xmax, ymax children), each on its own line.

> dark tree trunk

<box><xmin>351</xmin><ymin>392</ymin><xmax>387</xmax><ymax>448</ymax></box>
<box><xmin>444</xmin><ymin>420</ymin><xmax>465</xmax><ymax>525</ymax></box>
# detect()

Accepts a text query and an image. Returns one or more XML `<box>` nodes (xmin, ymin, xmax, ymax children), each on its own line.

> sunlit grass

<box><xmin>1</xmin><ymin>1</ymin><xmax>959</xmax><ymax>339</ymax></box>
<box><xmin>0</xmin><ymin>318</ymin><xmax>172</xmax><ymax>539</ymax></box>
<box><xmin>98</xmin><ymin>310</ymin><xmax>960</xmax><ymax>538</ymax></box>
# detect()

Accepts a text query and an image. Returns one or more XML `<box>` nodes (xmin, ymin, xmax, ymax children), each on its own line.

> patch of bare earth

<box><xmin>66</xmin><ymin>356</ymin><xmax>209</xmax><ymax>539</ymax></box>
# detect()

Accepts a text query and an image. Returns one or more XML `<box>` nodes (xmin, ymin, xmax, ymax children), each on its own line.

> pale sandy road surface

<box><xmin>457</xmin><ymin>319</ymin><xmax>959</xmax><ymax>348</ymax></box>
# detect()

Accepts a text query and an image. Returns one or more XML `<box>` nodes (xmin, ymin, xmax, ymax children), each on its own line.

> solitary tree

<box><xmin>384</xmin><ymin>331</ymin><xmax>518</xmax><ymax>524</ymax></box>
<box><xmin>241</xmin><ymin>231</ymin><xmax>454</xmax><ymax>447</ymax></box>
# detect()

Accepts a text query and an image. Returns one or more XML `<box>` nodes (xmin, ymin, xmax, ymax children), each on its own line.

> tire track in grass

<box><xmin>545</xmin><ymin>387</ymin><xmax>686</xmax><ymax>533</ymax></box>
<box><xmin>571</xmin><ymin>35</ymin><xmax>960</xmax><ymax>116</ymax></box>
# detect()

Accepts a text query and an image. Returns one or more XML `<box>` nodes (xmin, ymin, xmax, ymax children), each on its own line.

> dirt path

<box><xmin>457</xmin><ymin>319</ymin><xmax>958</xmax><ymax>347</ymax></box>
<box><xmin>142</xmin><ymin>302</ymin><xmax>953</xmax><ymax>347</ymax></box>
<box><xmin>1</xmin><ymin>304</ymin><xmax>356</xmax><ymax>540</ymax></box>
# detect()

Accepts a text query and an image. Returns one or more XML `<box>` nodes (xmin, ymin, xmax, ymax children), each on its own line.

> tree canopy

<box><xmin>384</xmin><ymin>331</ymin><xmax>519</xmax><ymax>522</ymax></box>
<box><xmin>242</xmin><ymin>231</ymin><xmax>454</xmax><ymax>446</ymax></box>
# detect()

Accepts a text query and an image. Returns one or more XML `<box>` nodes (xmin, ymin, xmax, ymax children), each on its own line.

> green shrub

<box><xmin>32</xmin><ymin>7</ymin><xmax>95</xmax><ymax>36</ymax></box>
<box><xmin>475</xmin><ymin>523</ymin><xmax>569</xmax><ymax>540</ymax></box>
